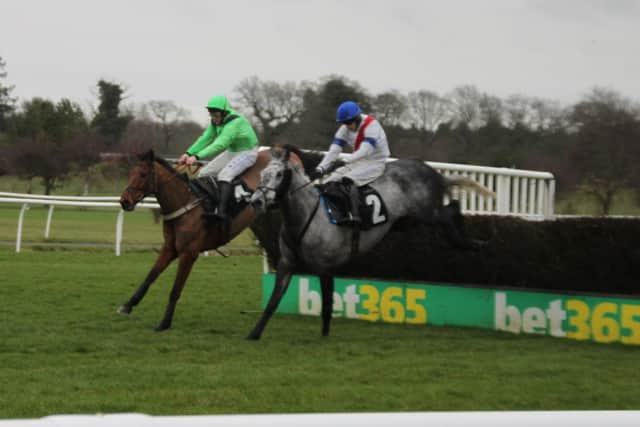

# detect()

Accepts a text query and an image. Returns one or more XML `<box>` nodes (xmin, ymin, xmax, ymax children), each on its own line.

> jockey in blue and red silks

<box><xmin>311</xmin><ymin>101</ymin><xmax>391</xmax><ymax>224</ymax></box>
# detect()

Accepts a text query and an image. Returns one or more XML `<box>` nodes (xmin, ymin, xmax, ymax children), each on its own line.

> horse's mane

<box><xmin>139</xmin><ymin>150</ymin><xmax>189</xmax><ymax>184</ymax></box>
<box><xmin>278</xmin><ymin>143</ymin><xmax>327</xmax><ymax>174</ymax></box>
<box><xmin>154</xmin><ymin>156</ymin><xmax>176</xmax><ymax>172</ymax></box>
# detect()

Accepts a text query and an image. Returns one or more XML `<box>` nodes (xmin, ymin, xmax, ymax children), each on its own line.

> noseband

<box><xmin>124</xmin><ymin>163</ymin><xmax>157</xmax><ymax>203</ymax></box>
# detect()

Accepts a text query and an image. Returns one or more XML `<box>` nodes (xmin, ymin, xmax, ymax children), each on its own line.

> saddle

<box><xmin>318</xmin><ymin>181</ymin><xmax>388</xmax><ymax>231</ymax></box>
<box><xmin>189</xmin><ymin>176</ymin><xmax>253</xmax><ymax>220</ymax></box>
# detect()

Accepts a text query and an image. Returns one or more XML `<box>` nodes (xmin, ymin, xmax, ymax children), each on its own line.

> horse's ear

<box><xmin>271</xmin><ymin>145</ymin><xmax>285</xmax><ymax>161</ymax></box>
<box><xmin>138</xmin><ymin>149</ymin><xmax>155</xmax><ymax>163</ymax></box>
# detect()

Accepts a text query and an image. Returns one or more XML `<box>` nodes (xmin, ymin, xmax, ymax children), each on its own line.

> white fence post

<box><xmin>116</xmin><ymin>210</ymin><xmax>124</xmax><ymax>256</ymax></box>
<box><xmin>45</xmin><ymin>205</ymin><xmax>55</xmax><ymax>238</ymax></box>
<box><xmin>16</xmin><ymin>203</ymin><xmax>29</xmax><ymax>253</ymax></box>
<box><xmin>0</xmin><ymin>193</ymin><xmax>159</xmax><ymax>254</ymax></box>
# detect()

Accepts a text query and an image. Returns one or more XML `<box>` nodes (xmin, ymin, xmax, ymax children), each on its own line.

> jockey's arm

<box><xmin>192</xmin><ymin>121</ymin><xmax>239</xmax><ymax>160</ymax></box>
<box><xmin>186</xmin><ymin>124</ymin><xmax>215</xmax><ymax>158</ymax></box>
<box><xmin>343</xmin><ymin>141</ymin><xmax>374</xmax><ymax>164</ymax></box>
<box><xmin>316</xmin><ymin>141</ymin><xmax>343</xmax><ymax>173</ymax></box>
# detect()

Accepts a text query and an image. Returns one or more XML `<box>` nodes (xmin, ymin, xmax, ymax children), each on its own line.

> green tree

<box><xmin>0</xmin><ymin>56</ymin><xmax>16</xmax><ymax>133</ymax></box>
<box><xmin>91</xmin><ymin>79</ymin><xmax>132</xmax><ymax>148</ymax></box>
<box><xmin>8</xmin><ymin>98</ymin><xmax>91</xmax><ymax>194</ymax></box>
<box><xmin>290</xmin><ymin>76</ymin><xmax>372</xmax><ymax>150</ymax></box>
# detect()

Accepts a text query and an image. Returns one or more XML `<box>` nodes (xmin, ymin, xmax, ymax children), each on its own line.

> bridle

<box><xmin>124</xmin><ymin>161</ymin><xmax>157</xmax><ymax>204</ymax></box>
<box><xmin>255</xmin><ymin>161</ymin><xmax>320</xmax><ymax>252</ymax></box>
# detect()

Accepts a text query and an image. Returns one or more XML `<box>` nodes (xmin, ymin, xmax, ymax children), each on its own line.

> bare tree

<box><xmin>569</xmin><ymin>87</ymin><xmax>640</xmax><ymax>214</ymax></box>
<box><xmin>407</xmin><ymin>90</ymin><xmax>450</xmax><ymax>131</ymax></box>
<box><xmin>146</xmin><ymin>100</ymin><xmax>190</xmax><ymax>153</ymax></box>
<box><xmin>478</xmin><ymin>94</ymin><xmax>503</xmax><ymax>126</ymax></box>
<box><xmin>446</xmin><ymin>85</ymin><xmax>483</xmax><ymax>128</ymax></box>
<box><xmin>529</xmin><ymin>98</ymin><xmax>568</xmax><ymax>132</ymax></box>
<box><xmin>234</xmin><ymin>76</ymin><xmax>309</xmax><ymax>145</ymax></box>
<box><xmin>372</xmin><ymin>90</ymin><xmax>407</xmax><ymax>126</ymax></box>
<box><xmin>504</xmin><ymin>94</ymin><xmax>532</xmax><ymax>128</ymax></box>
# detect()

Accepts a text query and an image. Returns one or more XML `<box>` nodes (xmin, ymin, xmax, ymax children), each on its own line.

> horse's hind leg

<box><xmin>247</xmin><ymin>259</ymin><xmax>294</xmax><ymax>340</ymax></box>
<box><xmin>440</xmin><ymin>201</ymin><xmax>483</xmax><ymax>250</ymax></box>
<box><xmin>155</xmin><ymin>251</ymin><xmax>199</xmax><ymax>331</ymax></box>
<box><xmin>118</xmin><ymin>245</ymin><xmax>177</xmax><ymax>315</ymax></box>
<box><xmin>319</xmin><ymin>274</ymin><xmax>334</xmax><ymax>337</ymax></box>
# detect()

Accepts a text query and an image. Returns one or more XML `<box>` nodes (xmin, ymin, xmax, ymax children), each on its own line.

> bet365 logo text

<box><xmin>298</xmin><ymin>278</ymin><xmax>427</xmax><ymax>324</ymax></box>
<box><xmin>495</xmin><ymin>292</ymin><xmax>640</xmax><ymax>344</ymax></box>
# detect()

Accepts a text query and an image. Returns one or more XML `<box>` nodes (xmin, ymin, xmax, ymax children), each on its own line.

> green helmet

<box><xmin>206</xmin><ymin>95</ymin><xmax>231</xmax><ymax>112</ymax></box>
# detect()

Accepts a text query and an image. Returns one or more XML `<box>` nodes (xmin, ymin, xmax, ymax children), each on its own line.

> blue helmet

<box><xmin>336</xmin><ymin>101</ymin><xmax>361</xmax><ymax>123</ymax></box>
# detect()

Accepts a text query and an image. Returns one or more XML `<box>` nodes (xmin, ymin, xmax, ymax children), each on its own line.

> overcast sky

<box><xmin>2</xmin><ymin>0</ymin><xmax>639</xmax><ymax>121</ymax></box>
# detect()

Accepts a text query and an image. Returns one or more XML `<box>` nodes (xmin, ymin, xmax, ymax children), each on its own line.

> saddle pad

<box><xmin>189</xmin><ymin>177</ymin><xmax>253</xmax><ymax>219</ymax></box>
<box><xmin>319</xmin><ymin>184</ymin><xmax>388</xmax><ymax>230</ymax></box>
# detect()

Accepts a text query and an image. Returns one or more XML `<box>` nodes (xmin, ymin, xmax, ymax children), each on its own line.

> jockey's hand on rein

<box><xmin>309</xmin><ymin>167</ymin><xmax>324</xmax><ymax>181</ymax></box>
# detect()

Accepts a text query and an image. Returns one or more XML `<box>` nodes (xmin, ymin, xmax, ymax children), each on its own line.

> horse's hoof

<box><xmin>117</xmin><ymin>305</ymin><xmax>132</xmax><ymax>315</ymax></box>
<box><xmin>154</xmin><ymin>324</ymin><xmax>170</xmax><ymax>332</ymax></box>
<box><xmin>246</xmin><ymin>333</ymin><xmax>261</xmax><ymax>341</ymax></box>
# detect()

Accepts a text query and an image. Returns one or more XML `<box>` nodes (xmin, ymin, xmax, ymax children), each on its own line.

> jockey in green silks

<box><xmin>178</xmin><ymin>95</ymin><xmax>259</xmax><ymax>221</ymax></box>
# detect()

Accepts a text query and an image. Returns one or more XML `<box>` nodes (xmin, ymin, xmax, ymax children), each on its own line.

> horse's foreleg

<box><xmin>155</xmin><ymin>252</ymin><xmax>198</xmax><ymax>332</ymax></box>
<box><xmin>247</xmin><ymin>260</ymin><xmax>294</xmax><ymax>340</ymax></box>
<box><xmin>118</xmin><ymin>246</ymin><xmax>177</xmax><ymax>315</ymax></box>
<box><xmin>319</xmin><ymin>274</ymin><xmax>335</xmax><ymax>337</ymax></box>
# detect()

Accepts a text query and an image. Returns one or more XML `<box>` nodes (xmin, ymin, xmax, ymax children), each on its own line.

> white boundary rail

<box><xmin>0</xmin><ymin>191</ymin><xmax>159</xmax><ymax>255</ymax></box>
<box><xmin>426</xmin><ymin>160</ymin><xmax>555</xmax><ymax>219</ymax></box>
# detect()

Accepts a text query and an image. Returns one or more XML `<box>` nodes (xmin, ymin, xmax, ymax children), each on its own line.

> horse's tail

<box><xmin>445</xmin><ymin>176</ymin><xmax>496</xmax><ymax>198</ymax></box>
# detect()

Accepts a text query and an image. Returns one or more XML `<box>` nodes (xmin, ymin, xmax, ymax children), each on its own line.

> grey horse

<box><xmin>248</xmin><ymin>145</ymin><xmax>495</xmax><ymax>340</ymax></box>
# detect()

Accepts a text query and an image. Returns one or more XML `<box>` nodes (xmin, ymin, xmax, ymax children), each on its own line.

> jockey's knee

<box><xmin>341</xmin><ymin>177</ymin><xmax>355</xmax><ymax>186</ymax></box>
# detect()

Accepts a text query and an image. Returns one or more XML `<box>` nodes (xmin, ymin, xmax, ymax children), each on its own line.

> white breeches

<box><xmin>198</xmin><ymin>148</ymin><xmax>259</xmax><ymax>182</ymax></box>
<box><xmin>324</xmin><ymin>158</ymin><xmax>386</xmax><ymax>186</ymax></box>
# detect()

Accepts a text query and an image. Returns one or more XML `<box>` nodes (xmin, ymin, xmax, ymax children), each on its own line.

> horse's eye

<box><xmin>139</xmin><ymin>173</ymin><xmax>148</xmax><ymax>178</ymax></box>
<box><xmin>276</xmin><ymin>171</ymin><xmax>283</xmax><ymax>178</ymax></box>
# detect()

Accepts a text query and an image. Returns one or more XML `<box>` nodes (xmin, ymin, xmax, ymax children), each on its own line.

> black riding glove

<box><xmin>309</xmin><ymin>167</ymin><xmax>325</xmax><ymax>181</ymax></box>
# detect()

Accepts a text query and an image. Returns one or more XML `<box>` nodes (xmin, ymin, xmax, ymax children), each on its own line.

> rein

<box><xmin>272</xmin><ymin>166</ymin><xmax>321</xmax><ymax>253</ymax></box>
<box><xmin>130</xmin><ymin>159</ymin><xmax>202</xmax><ymax>222</ymax></box>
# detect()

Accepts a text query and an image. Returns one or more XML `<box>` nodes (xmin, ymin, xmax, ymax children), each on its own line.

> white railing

<box><xmin>426</xmin><ymin>161</ymin><xmax>556</xmax><ymax>220</ymax></box>
<box><xmin>0</xmin><ymin>191</ymin><xmax>159</xmax><ymax>255</ymax></box>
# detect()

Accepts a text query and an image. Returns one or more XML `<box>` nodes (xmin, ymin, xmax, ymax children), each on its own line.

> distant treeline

<box><xmin>1</xmin><ymin>55</ymin><xmax>639</xmax><ymax>213</ymax></box>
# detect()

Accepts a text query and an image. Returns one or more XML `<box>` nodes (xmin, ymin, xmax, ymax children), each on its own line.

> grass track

<box><xmin>1</xmin><ymin>249</ymin><xmax>639</xmax><ymax>418</ymax></box>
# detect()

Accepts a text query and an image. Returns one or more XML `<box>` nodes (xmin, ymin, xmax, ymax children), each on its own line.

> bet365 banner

<box><xmin>262</xmin><ymin>274</ymin><xmax>640</xmax><ymax>345</ymax></box>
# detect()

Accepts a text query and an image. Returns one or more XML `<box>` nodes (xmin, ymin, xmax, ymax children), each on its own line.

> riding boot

<box><xmin>215</xmin><ymin>181</ymin><xmax>233</xmax><ymax>222</ymax></box>
<box><xmin>347</xmin><ymin>181</ymin><xmax>362</xmax><ymax>226</ymax></box>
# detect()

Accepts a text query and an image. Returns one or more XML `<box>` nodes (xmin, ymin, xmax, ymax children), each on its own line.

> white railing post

<box><xmin>16</xmin><ymin>203</ymin><xmax>29</xmax><ymax>253</ymax></box>
<box><xmin>116</xmin><ymin>210</ymin><xmax>124</xmax><ymax>256</ymax></box>
<box><xmin>546</xmin><ymin>179</ymin><xmax>556</xmax><ymax>219</ymax></box>
<box><xmin>45</xmin><ymin>205</ymin><xmax>55</xmax><ymax>238</ymax></box>
<box><xmin>496</xmin><ymin>175</ymin><xmax>508</xmax><ymax>215</ymax></box>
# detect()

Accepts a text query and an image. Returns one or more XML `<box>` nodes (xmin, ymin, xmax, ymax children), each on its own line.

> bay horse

<box><xmin>247</xmin><ymin>145</ymin><xmax>495</xmax><ymax>340</ymax></box>
<box><xmin>117</xmin><ymin>148</ymin><xmax>305</xmax><ymax>331</ymax></box>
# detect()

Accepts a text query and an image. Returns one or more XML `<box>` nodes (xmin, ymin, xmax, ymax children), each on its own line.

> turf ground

<box><xmin>0</xmin><ymin>249</ymin><xmax>638</xmax><ymax>418</ymax></box>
